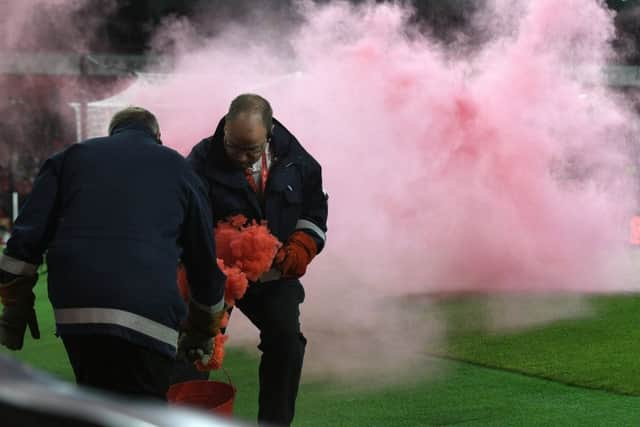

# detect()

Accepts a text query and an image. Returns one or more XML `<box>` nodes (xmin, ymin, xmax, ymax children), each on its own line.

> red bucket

<box><xmin>167</xmin><ymin>371</ymin><xmax>236</xmax><ymax>416</ymax></box>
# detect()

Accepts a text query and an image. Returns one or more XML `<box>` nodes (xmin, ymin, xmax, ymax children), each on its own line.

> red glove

<box><xmin>274</xmin><ymin>231</ymin><xmax>318</xmax><ymax>279</ymax></box>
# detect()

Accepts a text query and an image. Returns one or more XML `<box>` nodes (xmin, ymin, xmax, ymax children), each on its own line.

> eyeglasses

<box><xmin>224</xmin><ymin>137</ymin><xmax>268</xmax><ymax>156</ymax></box>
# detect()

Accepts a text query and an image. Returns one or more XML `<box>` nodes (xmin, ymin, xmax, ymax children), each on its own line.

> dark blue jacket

<box><xmin>188</xmin><ymin>117</ymin><xmax>328</xmax><ymax>264</ymax></box>
<box><xmin>0</xmin><ymin>122</ymin><xmax>226</xmax><ymax>357</ymax></box>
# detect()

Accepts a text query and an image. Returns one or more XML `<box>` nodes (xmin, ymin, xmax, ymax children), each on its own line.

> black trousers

<box><xmin>171</xmin><ymin>279</ymin><xmax>306</xmax><ymax>427</ymax></box>
<box><xmin>62</xmin><ymin>334</ymin><xmax>174</xmax><ymax>401</ymax></box>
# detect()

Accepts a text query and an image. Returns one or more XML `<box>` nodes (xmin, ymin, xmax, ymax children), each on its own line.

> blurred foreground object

<box><xmin>0</xmin><ymin>354</ymin><xmax>244</xmax><ymax>427</ymax></box>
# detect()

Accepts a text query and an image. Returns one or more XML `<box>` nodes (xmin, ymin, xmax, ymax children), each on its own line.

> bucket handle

<box><xmin>217</xmin><ymin>367</ymin><xmax>235</xmax><ymax>391</ymax></box>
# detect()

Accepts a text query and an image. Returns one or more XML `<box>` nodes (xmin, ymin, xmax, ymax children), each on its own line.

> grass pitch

<box><xmin>2</xmin><ymin>273</ymin><xmax>640</xmax><ymax>425</ymax></box>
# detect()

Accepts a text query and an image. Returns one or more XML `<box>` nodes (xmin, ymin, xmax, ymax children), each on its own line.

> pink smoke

<box><xmin>37</xmin><ymin>1</ymin><xmax>640</xmax><ymax>379</ymax></box>
<box><xmin>0</xmin><ymin>0</ymin><xmax>128</xmax><ymax>177</ymax></box>
<box><xmin>143</xmin><ymin>0</ymin><xmax>639</xmax><ymax>295</ymax></box>
<box><xmin>0</xmin><ymin>0</ymin><xmax>120</xmax><ymax>51</ymax></box>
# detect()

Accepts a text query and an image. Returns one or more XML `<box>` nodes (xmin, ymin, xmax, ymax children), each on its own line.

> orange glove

<box><xmin>273</xmin><ymin>231</ymin><xmax>318</xmax><ymax>279</ymax></box>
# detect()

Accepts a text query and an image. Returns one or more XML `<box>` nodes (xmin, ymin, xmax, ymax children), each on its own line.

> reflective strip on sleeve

<box><xmin>54</xmin><ymin>308</ymin><xmax>179</xmax><ymax>347</ymax></box>
<box><xmin>295</xmin><ymin>219</ymin><xmax>326</xmax><ymax>243</ymax></box>
<box><xmin>191</xmin><ymin>296</ymin><xmax>225</xmax><ymax>314</ymax></box>
<box><xmin>0</xmin><ymin>254</ymin><xmax>38</xmax><ymax>276</ymax></box>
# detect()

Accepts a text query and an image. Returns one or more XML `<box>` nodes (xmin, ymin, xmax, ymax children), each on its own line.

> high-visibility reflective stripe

<box><xmin>54</xmin><ymin>308</ymin><xmax>178</xmax><ymax>347</ymax></box>
<box><xmin>295</xmin><ymin>219</ymin><xmax>326</xmax><ymax>242</ymax></box>
<box><xmin>191</xmin><ymin>296</ymin><xmax>225</xmax><ymax>314</ymax></box>
<box><xmin>0</xmin><ymin>254</ymin><xmax>38</xmax><ymax>276</ymax></box>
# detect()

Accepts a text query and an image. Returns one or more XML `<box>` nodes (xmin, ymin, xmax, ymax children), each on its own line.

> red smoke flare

<box><xmin>176</xmin><ymin>264</ymin><xmax>190</xmax><ymax>301</ymax></box>
<box><xmin>214</xmin><ymin>214</ymin><xmax>282</xmax><ymax>281</ymax></box>
<box><xmin>179</xmin><ymin>215</ymin><xmax>282</xmax><ymax>370</ymax></box>
<box><xmin>216</xmin><ymin>259</ymin><xmax>248</xmax><ymax>307</ymax></box>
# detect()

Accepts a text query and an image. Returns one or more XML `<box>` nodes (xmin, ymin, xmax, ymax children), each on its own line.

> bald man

<box><xmin>182</xmin><ymin>94</ymin><xmax>328</xmax><ymax>426</ymax></box>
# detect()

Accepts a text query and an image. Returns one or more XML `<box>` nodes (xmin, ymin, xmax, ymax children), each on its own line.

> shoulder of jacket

<box><xmin>273</xmin><ymin>119</ymin><xmax>321</xmax><ymax>168</ymax></box>
<box><xmin>189</xmin><ymin>137</ymin><xmax>214</xmax><ymax>158</ymax></box>
<box><xmin>289</xmin><ymin>138</ymin><xmax>322</xmax><ymax>172</ymax></box>
<box><xmin>163</xmin><ymin>145</ymin><xmax>190</xmax><ymax>162</ymax></box>
<box><xmin>44</xmin><ymin>145</ymin><xmax>76</xmax><ymax>171</ymax></box>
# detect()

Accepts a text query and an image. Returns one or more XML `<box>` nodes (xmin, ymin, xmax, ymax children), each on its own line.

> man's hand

<box><xmin>273</xmin><ymin>231</ymin><xmax>318</xmax><ymax>279</ymax></box>
<box><xmin>177</xmin><ymin>331</ymin><xmax>214</xmax><ymax>365</ymax></box>
<box><xmin>177</xmin><ymin>301</ymin><xmax>226</xmax><ymax>366</ymax></box>
<box><xmin>0</xmin><ymin>273</ymin><xmax>40</xmax><ymax>351</ymax></box>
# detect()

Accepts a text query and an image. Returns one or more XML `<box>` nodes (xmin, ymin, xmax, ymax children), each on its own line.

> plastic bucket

<box><xmin>167</xmin><ymin>372</ymin><xmax>236</xmax><ymax>416</ymax></box>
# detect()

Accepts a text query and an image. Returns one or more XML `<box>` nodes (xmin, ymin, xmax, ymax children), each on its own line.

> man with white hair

<box><xmin>183</xmin><ymin>94</ymin><xmax>328</xmax><ymax>426</ymax></box>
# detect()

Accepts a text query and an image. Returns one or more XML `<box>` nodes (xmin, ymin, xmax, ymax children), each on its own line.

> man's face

<box><xmin>223</xmin><ymin>112</ymin><xmax>269</xmax><ymax>169</ymax></box>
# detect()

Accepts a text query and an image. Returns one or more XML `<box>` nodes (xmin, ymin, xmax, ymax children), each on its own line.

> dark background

<box><xmin>96</xmin><ymin>0</ymin><xmax>640</xmax><ymax>61</ymax></box>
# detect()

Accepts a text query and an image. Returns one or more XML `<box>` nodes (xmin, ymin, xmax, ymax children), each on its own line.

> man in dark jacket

<box><xmin>0</xmin><ymin>107</ymin><xmax>227</xmax><ymax>400</ymax></box>
<box><xmin>186</xmin><ymin>94</ymin><xmax>328</xmax><ymax>426</ymax></box>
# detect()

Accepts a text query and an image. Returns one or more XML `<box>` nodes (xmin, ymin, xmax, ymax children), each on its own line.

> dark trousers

<box><xmin>171</xmin><ymin>279</ymin><xmax>306</xmax><ymax>426</ymax></box>
<box><xmin>62</xmin><ymin>334</ymin><xmax>173</xmax><ymax>401</ymax></box>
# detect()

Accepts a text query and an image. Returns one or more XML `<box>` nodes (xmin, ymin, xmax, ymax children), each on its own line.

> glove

<box><xmin>177</xmin><ymin>331</ymin><xmax>214</xmax><ymax>366</ymax></box>
<box><xmin>273</xmin><ymin>231</ymin><xmax>318</xmax><ymax>279</ymax></box>
<box><xmin>177</xmin><ymin>300</ymin><xmax>226</xmax><ymax>365</ymax></box>
<box><xmin>0</xmin><ymin>272</ymin><xmax>40</xmax><ymax>351</ymax></box>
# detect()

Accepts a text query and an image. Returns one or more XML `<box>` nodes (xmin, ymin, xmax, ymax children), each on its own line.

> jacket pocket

<box><xmin>266</xmin><ymin>184</ymin><xmax>303</xmax><ymax>240</ymax></box>
<box><xmin>280</xmin><ymin>185</ymin><xmax>303</xmax><ymax>227</ymax></box>
<box><xmin>283</xmin><ymin>185</ymin><xmax>303</xmax><ymax>204</ymax></box>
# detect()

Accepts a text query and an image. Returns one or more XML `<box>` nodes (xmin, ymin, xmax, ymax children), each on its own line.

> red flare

<box><xmin>221</xmin><ymin>311</ymin><xmax>230</xmax><ymax>329</ymax></box>
<box><xmin>177</xmin><ymin>264</ymin><xmax>190</xmax><ymax>302</ymax></box>
<box><xmin>214</xmin><ymin>216</ymin><xmax>243</xmax><ymax>267</ymax></box>
<box><xmin>214</xmin><ymin>215</ymin><xmax>282</xmax><ymax>282</ymax></box>
<box><xmin>217</xmin><ymin>260</ymin><xmax>249</xmax><ymax>301</ymax></box>
<box><xmin>179</xmin><ymin>216</ymin><xmax>282</xmax><ymax>371</ymax></box>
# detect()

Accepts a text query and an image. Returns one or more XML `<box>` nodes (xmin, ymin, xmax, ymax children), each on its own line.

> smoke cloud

<box><xmin>0</xmin><ymin>0</ymin><xmax>125</xmax><ymax>200</ymax></box>
<box><xmin>8</xmin><ymin>0</ymin><xmax>640</xmax><ymax>382</ymax></box>
<box><xmin>132</xmin><ymin>0</ymin><xmax>640</xmax><ymax>382</ymax></box>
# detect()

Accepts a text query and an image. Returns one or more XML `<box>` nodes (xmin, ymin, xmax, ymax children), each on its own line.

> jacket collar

<box><xmin>110</xmin><ymin>121</ymin><xmax>158</xmax><ymax>141</ymax></box>
<box><xmin>203</xmin><ymin>116</ymin><xmax>294</xmax><ymax>188</ymax></box>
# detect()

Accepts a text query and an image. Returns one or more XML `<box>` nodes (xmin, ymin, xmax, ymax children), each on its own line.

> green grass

<box><xmin>434</xmin><ymin>294</ymin><xmax>640</xmax><ymax>395</ymax></box>
<box><xmin>4</xmin><ymin>275</ymin><xmax>640</xmax><ymax>425</ymax></box>
<box><xmin>296</xmin><ymin>362</ymin><xmax>640</xmax><ymax>427</ymax></box>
